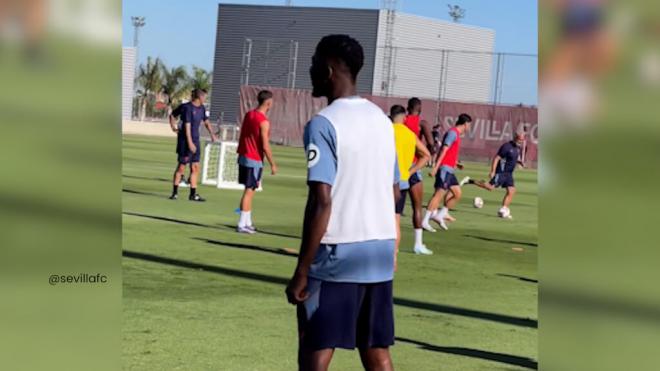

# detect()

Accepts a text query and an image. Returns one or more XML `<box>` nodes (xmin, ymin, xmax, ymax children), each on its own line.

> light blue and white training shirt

<box><xmin>304</xmin><ymin>96</ymin><xmax>399</xmax><ymax>284</ymax></box>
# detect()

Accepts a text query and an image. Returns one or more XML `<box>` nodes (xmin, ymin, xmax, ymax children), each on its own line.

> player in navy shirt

<box><xmin>169</xmin><ymin>89</ymin><xmax>217</xmax><ymax>201</ymax></box>
<box><xmin>466</xmin><ymin>133</ymin><xmax>525</xmax><ymax>218</ymax></box>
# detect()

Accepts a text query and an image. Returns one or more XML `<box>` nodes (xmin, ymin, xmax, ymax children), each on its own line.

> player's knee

<box><xmin>508</xmin><ymin>187</ymin><xmax>516</xmax><ymax>195</ymax></box>
<box><xmin>191</xmin><ymin>163</ymin><xmax>200</xmax><ymax>172</ymax></box>
<box><xmin>370</xmin><ymin>352</ymin><xmax>392</xmax><ymax>371</ymax></box>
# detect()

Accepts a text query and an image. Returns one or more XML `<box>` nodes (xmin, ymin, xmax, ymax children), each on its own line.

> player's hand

<box><xmin>488</xmin><ymin>171</ymin><xmax>495</xmax><ymax>179</ymax></box>
<box><xmin>456</xmin><ymin>163</ymin><xmax>464</xmax><ymax>170</ymax></box>
<box><xmin>271</xmin><ymin>164</ymin><xmax>278</xmax><ymax>175</ymax></box>
<box><xmin>171</xmin><ymin>126</ymin><xmax>179</xmax><ymax>133</ymax></box>
<box><xmin>429</xmin><ymin>169</ymin><xmax>437</xmax><ymax>177</ymax></box>
<box><xmin>211</xmin><ymin>134</ymin><xmax>218</xmax><ymax>142</ymax></box>
<box><xmin>190</xmin><ymin>143</ymin><xmax>197</xmax><ymax>154</ymax></box>
<box><xmin>285</xmin><ymin>270</ymin><xmax>309</xmax><ymax>305</ymax></box>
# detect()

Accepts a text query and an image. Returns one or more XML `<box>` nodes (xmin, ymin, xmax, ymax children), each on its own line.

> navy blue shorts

<box><xmin>297</xmin><ymin>278</ymin><xmax>394</xmax><ymax>351</ymax></box>
<box><xmin>434</xmin><ymin>169</ymin><xmax>459</xmax><ymax>190</ymax></box>
<box><xmin>489</xmin><ymin>172</ymin><xmax>515</xmax><ymax>188</ymax></box>
<box><xmin>409</xmin><ymin>171</ymin><xmax>422</xmax><ymax>187</ymax></box>
<box><xmin>395</xmin><ymin>189</ymin><xmax>408</xmax><ymax>214</ymax></box>
<box><xmin>238</xmin><ymin>165</ymin><xmax>263</xmax><ymax>190</ymax></box>
<box><xmin>177</xmin><ymin>140</ymin><xmax>201</xmax><ymax>164</ymax></box>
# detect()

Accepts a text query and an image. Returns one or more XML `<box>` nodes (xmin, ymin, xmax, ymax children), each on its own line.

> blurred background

<box><xmin>1</xmin><ymin>0</ymin><xmax>659</xmax><ymax>369</ymax></box>
<box><xmin>539</xmin><ymin>0</ymin><xmax>660</xmax><ymax>370</ymax></box>
<box><xmin>0</xmin><ymin>0</ymin><xmax>120</xmax><ymax>370</ymax></box>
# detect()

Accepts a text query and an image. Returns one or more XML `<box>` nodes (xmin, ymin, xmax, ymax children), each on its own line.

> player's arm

<box><xmin>409</xmin><ymin>137</ymin><xmax>431</xmax><ymax>175</ymax></box>
<box><xmin>203</xmin><ymin>119</ymin><xmax>218</xmax><ymax>142</ymax></box>
<box><xmin>168</xmin><ymin>113</ymin><xmax>179</xmax><ymax>133</ymax></box>
<box><xmin>286</xmin><ymin>182</ymin><xmax>332</xmax><ymax>304</ymax></box>
<box><xmin>430</xmin><ymin>145</ymin><xmax>449</xmax><ymax>176</ymax></box>
<box><xmin>260</xmin><ymin>120</ymin><xmax>277</xmax><ymax>175</ymax></box>
<box><xmin>489</xmin><ymin>155</ymin><xmax>501</xmax><ymax>178</ymax></box>
<box><xmin>420</xmin><ymin>119</ymin><xmax>435</xmax><ymax>153</ymax></box>
<box><xmin>184</xmin><ymin>122</ymin><xmax>196</xmax><ymax>153</ymax></box>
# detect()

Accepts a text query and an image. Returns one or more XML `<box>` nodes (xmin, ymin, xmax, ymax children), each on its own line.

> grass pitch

<box><xmin>122</xmin><ymin>134</ymin><xmax>537</xmax><ymax>370</ymax></box>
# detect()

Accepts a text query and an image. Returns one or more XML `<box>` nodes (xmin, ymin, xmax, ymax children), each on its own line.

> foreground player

<box><xmin>403</xmin><ymin>98</ymin><xmax>436</xmax><ymax>233</ymax></box>
<box><xmin>391</xmin><ymin>105</ymin><xmax>432</xmax><ymax>256</ymax></box>
<box><xmin>235</xmin><ymin>90</ymin><xmax>278</xmax><ymax>233</ymax></box>
<box><xmin>422</xmin><ymin>114</ymin><xmax>472</xmax><ymax>231</ymax></box>
<box><xmin>286</xmin><ymin>34</ymin><xmax>398</xmax><ymax>371</ymax></box>
<box><xmin>466</xmin><ymin>133</ymin><xmax>525</xmax><ymax>218</ymax></box>
<box><xmin>169</xmin><ymin>89</ymin><xmax>216</xmax><ymax>201</ymax></box>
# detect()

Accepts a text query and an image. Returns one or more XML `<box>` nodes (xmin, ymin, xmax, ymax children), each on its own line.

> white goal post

<box><xmin>201</xmin><ymin>141</ymin><xmax>262</xmax><ymax>191</ymax></box>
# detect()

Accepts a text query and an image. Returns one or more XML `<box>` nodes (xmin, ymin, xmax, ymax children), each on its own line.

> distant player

<box><xmin>169</xmin><ymin>89</ymin><xmax>217</xmax><ymax>201</ymax></box>
<box><xmin>168</xmin><ymin>94</ymin><xmax>193</xmax><ymax>187</ymax></box>
<box><xmin>285</xmin><ymin>34</ymin><xmax>398</xmax><ymax>371</ymax></box>
<box><xmin>391</xmin><ymin>105</ymin><xmax>432</xmax><ymax>257</ymax></box>
<box><xmin>235</xmin><ymin>90</ymin><xmax>278</xmax><ymax>234</ymax></box>
<box><xmin>466</xmin><ymin>133</ymin><xmax>525</xmax><ymax>219</ymax></box>
<box><xmin>422</xmin><ymin>113</ymin><xmax>472</xmax><ymax>231</ymax></box>
<box><xmin>402</xmin><ymin>98</ymin><xmax>436</xmax><ymax>235</ymax></box>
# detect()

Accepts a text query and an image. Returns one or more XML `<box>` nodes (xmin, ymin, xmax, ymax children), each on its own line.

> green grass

<box><xmin>122</xmin><ymin>134</ymin><xmax>537</xmax><ymax>371</ymax></box>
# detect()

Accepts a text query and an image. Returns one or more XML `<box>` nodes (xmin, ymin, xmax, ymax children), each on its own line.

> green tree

<box><xmin>161</xmin><ymin>65</ymin><xmax>190</xmax><ymax>116</ymax></box>
<box><xmin>189</xmin><ymin>66</ymin><xmax>212</xmax><ymax>93</ymax></box>
<box><xmin>135</xmin><ymin>56</ymin><xmax>163</xmax><ymax>121</ymax></box>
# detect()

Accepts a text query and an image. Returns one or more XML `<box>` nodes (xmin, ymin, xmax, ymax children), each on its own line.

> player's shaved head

<box><xmin>407</xmin><ymin>97</ymin><xmax>422</xmax><ymax>114</ymax></box>
<box><xmin>257</xmin><ymin>90</ymin><xmax>273</xmax><ymax>105</ymax></box>
<box><xmin>389</xmin><ymin>104</ymin><xmax>406</xmax><ymax>123</ymax></box>
<box><xmin>310</xmin><ymin>34</ymin><xmax>363</xmax><ymax>99</ymax></box>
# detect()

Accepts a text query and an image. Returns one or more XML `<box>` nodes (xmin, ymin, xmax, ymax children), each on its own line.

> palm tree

<box><xmin>135</xmin><ymin>56</ymin><xmax>163</xmax><ymax>121</ymax></box>
<box><xmin>189</xmin><ymin>65</ymin><xmax>212</xmax><ymax>93</ymax></box>
<box><xmin>161</xmin><ymin>65</ymin><xmax>190</xmax><ymax>116</ymax></box>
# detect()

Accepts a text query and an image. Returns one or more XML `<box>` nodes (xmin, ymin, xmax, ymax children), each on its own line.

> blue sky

<box><xmin>123</xmin><ymin>0</ymin><xmax>538</xmax><ymax>104</ymax></box>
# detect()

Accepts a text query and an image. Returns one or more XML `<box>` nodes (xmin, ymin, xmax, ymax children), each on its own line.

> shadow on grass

<box><xmin>123</xmin><ymin>211</ymin><xmax>212</xmax><ymax>228</ymax></box>
<box><xmin>497</xmin><ymin>273</ymin><xmax>538</xmax><ymax>283</ymax></box>
<box><xmin>123</xmin><ymin>250</ymin><xmax>537</xmax><ymax>329</ymax></box>
<box><xmin>123</xmin><ymin>188</ymin><xmax>164</xmax><ymax>198</ymax></box>
<box><xmin>124</xmin><ymin>211</ymin><xmax>300</xmax><ymax>239</ymax></box>
<box><xmin>464</xmin><ymin>234</ymin><xmax>538</xmax><ymax>247</ymax></box>
<box><xmin>218</xmin><ymin>224</ymin><xmax>300</xmax><ymax>240</ymax></box>
<box><xmin>193</xmin><ymin>237</ymin><xmax>298</xmax><ymax>257</ymax></box>
<box><xmin>123</xmin><ymin>174</ymin><xmax>171</xmax><ymax>183</ymax></box>
<box><xmin>395</xmin><ymin>336</ymin><xmax>537</xmax><ymax>370</ymax></box>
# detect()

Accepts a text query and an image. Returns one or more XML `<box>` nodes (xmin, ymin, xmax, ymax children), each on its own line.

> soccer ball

<box><xmin>473</xmin><ymin>197</ymin><xmax>484</xmax><ymax>209</ymax></box>
<box><xmin>498</xmin><ymin>206</ymin><xmax>511</xmax><ymax>218</ymax></box>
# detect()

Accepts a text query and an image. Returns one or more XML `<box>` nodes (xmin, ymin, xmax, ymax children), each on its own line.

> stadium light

<box><xmin>131</xmin><ymin>16</ymin><xmax>146</xmax><ymax>48</ymax></box>
<box><xmin>447</xmin><ymin>4</ymin><xmax>465</xmax><ymax>23</ymax></box>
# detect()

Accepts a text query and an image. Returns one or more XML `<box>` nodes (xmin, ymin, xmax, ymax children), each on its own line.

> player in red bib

<box><xmin>235</xmin><ymin>90</ymin><xmax>278</xmax><ymax>234</ymax></box>
<box><xmin>422</xmin><ymin>113</ymin><xmax>472</xmax><ymax>231</ymax></box>
<box><xmin>402</xmin><ymin>98</ymin><xmax>436</xmax><ymax>237</ymax></box>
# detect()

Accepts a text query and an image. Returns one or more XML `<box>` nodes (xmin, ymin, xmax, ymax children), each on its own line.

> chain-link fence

<box><xmin>237</xmin><ymin>38</ymin><xmax>537</xmax><ymax>107</ymax></box>
<box><xmin>375</xmin><ymin>47</ymin><xmax>538</xmax><ymax>107</ymax></box>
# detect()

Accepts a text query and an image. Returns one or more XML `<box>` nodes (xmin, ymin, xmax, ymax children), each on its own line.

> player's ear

<box><xmin>327</xmin><ymin>66</ymin><xmax>333</xmax><ymax>79</ymax></box>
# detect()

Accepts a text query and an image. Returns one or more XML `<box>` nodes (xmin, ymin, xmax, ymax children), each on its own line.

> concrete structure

<box><xmin>122</xmin><ymin>47</ymin><xmax>137</xmax><ymax>120</ymax></box>
<box><xmin>211</xmin><ymin>4</ymin><xmax>494</xmax><ymax>122</ymax></box>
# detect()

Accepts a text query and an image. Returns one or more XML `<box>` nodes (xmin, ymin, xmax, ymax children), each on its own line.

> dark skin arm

<box><xmin>286</xmin><ymin>182</ymin><xmax>333</xmax><ymax>304</ymax></box>
<box><xmin>420</xmin><ymin>119</ymin><xmax>435</xmax><ymax>153</ymax></box>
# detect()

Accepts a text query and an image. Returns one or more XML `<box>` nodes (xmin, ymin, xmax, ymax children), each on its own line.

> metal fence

<box><xmin>238</xmin><ymin>38</ymin><xmax>538</xmax><ymax>107</ymax></box>
<box><xmin>375</xmin><ymin>47</ymin><xmax>538</xmax><ymax>107</ymax></box>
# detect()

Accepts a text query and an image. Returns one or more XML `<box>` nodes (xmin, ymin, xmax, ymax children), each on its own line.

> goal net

<box><xmin>201</xmin><ymin>141</ymin><xmax>244</xmax><ymax>190</ymax></box>
<box><xmin>201</xmin><ymin>141</ymin><xmax>263</xmax><ymax>191</ymax></box>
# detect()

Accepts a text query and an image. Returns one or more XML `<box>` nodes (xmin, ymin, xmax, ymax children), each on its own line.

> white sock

<box><xmin>423</xmin><ymin>210</ymin><xmax>434</xmax><ymax>224</ymax></box>
<box><xmin>439</xmin><ymin>207</ymin><xmax>448</xmax><ymax>217</ymax></box>
<box><xmin>247</xmin><ymin>211</ymin><xmax>253</xmax><ymax>226</ymax></box>
<box><xmin>238</xmin><ymin>211</ymin><xmax>249</xmax><ymax>228</ymax></box>
<box><xmin>414</xmin><ymin>228</ymin><xmax>423</xmax><ymax>246</ymax></box>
